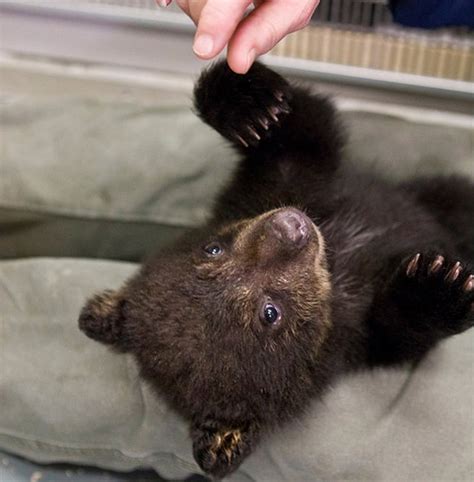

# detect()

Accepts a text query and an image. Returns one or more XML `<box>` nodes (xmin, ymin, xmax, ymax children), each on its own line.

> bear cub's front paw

<box><xmin>398</xmin><ymin>252</ymin><xmax>474</xmax><ymax>333</ymax></box>
<box><xmin>192</xmin><ymin>421</ymin><xmax>254</xmax><ymax>479</ymax></box>
<box><xmin>194</xmin><ymin>60</ymin><xmax>292</xmax><ymax>148</ymax></box>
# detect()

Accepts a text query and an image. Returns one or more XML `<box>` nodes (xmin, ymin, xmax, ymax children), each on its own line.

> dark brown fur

<box><xmin>79</xmin><ymin>61</ymin><xmax>474</xmax><ymax>479</ymax></box>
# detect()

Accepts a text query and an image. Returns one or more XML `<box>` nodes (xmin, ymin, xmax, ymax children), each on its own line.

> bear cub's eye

<box><xmin>204</xmin><ymin>243</ymin><xmax>223</xmax><ymax>257</ymax></box>
<box><xmin>260</xmin><ymin>301</ymin><xmax>282</xmax><ymax>325</ymax></box>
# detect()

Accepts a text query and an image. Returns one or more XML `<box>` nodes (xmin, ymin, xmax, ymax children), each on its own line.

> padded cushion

<box><xmin>0</xmin><ymin>97</ymin><xmax>236</xmax><ymax>261</ymax></box>
<box><xmin>1</xmin><ymin>95</ymin><xmax>472</xmax><ymax>261</ymax></box>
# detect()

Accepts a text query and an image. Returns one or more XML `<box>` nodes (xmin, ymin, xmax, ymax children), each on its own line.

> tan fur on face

<box><xmin>196</xmin><ymin>208</ymin><xmax>333</xmax><ymax>356</ymax></box>
<box><xmin>235</xmin><ymin>209</ymin><xmax>332</xmax><ymax>341</ymax></box>
<box><xmin>230</xmin><ymin>210</ymin><xmax>279</xmax><ymax>253</ymax></box>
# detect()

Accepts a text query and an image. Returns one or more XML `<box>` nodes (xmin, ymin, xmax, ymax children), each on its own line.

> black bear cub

<box><xmin>79</xmin><ymin>61</ymin><xmax>474</xmax><ymax>479</ymax></box>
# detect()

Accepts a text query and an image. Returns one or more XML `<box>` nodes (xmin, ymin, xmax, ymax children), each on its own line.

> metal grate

<box><xmin>273</xmin><ymin>0</ymin><xmax>474</xmax><ymax>82</ymax></box>
<box><xmin>273</xmin><ymin>25</ymin><xmax>473</xmax><ymax>82</ymax></box>
<box><xmin>313</xmin><ymin>0</ymin><xmax>393</xmax><ymax>27</ymax></box>
<box><xmin>16</xmin><ymin>0</ymin><xmax>176</xmax><ymax>12</ymax></box>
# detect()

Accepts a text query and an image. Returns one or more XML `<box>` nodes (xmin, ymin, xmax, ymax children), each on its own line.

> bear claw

<box><xmin>274</xmin><ymin>90</ymin><xmax>285</xmax><ymax>102</ymax></box>
<box><xmin>406</xmin><ymin>253</ymin><xmax>421</xmax><ymax>277</ymax></box>
<box><xmin>428</xmin><ymin>255</ymin><xmax>445</xmax><ymax>274</ymax></box>
<box><xmin>445</xmin><ymin>261</ymin><xmax>462</xmax><ymax>283</ymax></box>
<box><xmin>235</xmin><ymin>134</ymin><xmax>249</xmax><ymax>148</ymax></box>
<box><xmin>267</xmin><ymin>106</ymin><xmax>280</xmax><ymax>122</ymax></box>
<box><xmin>233</xmin><ymin>93</ymin><xmax>291</xmax><ymax>147</ymax></box>
<box><xmin>248</xmin><ymin>126</ymin><xmax>261</xmax><ymax>140</ymax></box>
<box><xmin>258</xmin><ymin>117</ymin><xmax>270</xmax><ymax>130</ymax></box>
<box><xmin>463</xmin><ymin>274</ymin><xmax>474</xmax><ymax>293</ymax></box>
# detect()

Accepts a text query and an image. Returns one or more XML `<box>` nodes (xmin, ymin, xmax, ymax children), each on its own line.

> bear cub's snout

<box><xmin>268</xmin><ymin>208</ymin><xmax>313</xmax><ymax>249</ymax></box>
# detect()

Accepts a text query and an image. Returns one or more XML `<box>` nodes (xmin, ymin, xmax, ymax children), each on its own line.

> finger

<box><xmin>175</xmin><ymin>0</ymin><xmax>191</xmax><ymax>17</ymax></box>
<box><xmin>228</xmin><ymin>0</ymin><xmax>319</xmax><ymax>73</ymax></box>
<box><xmin>156</xmin><ymin>0</ymin><xmax>173</xmax><ymax>7</ymax></box>
<box><xmin>193</xmin><ymin>0</ymin><xmax>253</xmax><ymax>59</ymax></box>
<box><xmin>186</xmin><ymin>0</ymin><xmax>206</xmax><ymax>23</ymax></box>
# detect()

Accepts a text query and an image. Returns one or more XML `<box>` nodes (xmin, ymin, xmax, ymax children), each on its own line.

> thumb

<box><xmin>192</xmin><ymin>0</ymin><xmax>252</xmax><ymax>59</ymax></box>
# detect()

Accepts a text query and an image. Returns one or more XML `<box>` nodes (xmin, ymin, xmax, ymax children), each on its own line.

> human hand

<box><xmin>156</xmin><ymin>1</ymin><xmax>320</xmax><ymax>74</ymax></box>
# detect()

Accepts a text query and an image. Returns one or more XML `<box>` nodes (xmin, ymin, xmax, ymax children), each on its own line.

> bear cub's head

<box><xmin>79</xmin><ymin>207</ymin><xmax>332</xmax><ymax>476</ymax></box>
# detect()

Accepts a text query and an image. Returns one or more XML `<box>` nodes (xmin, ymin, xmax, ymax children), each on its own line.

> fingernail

<box><xmin>157</xmin><ymin>0</ymin><xmax>172</xmax><ymax>7</ymax></box>
<box><xmin>193</xmin><ymin>34</ymin><xmax>214</xmax><ymax>57</ymax></box>
<box><xmin>246</xmin><ymin>49</ymin><xmax>256</xmax><ymax>72</ymax></box>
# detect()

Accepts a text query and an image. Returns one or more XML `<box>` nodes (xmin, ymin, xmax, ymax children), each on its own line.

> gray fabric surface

<box><xmin>344</xmin><ymin>111</ymin><xmax>473</xmax><ymax>180</ymax></box>
<box><xmin>0</xmin><ymin>97</ymin><xmax>236</xmax><ymax>260</ymax></box>
<box><xmin>1</xmin><ymin>95</ymin><xmax>472</xmax><ymax>261</ymax></box>
<box><xmin>0</xmin><ymin>207</ymin><xmax>185</xmax><ymax>262</ymax></box>
<box><xmin>0</xmin><ymin>450</ymin><xmax>164</xmax><ymax>482</ymax></box>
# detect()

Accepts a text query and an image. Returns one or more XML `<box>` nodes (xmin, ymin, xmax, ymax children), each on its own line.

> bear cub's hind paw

<box><xmin>194</xmin><ymin>60</ymin><xmax>292</xmax><ymax>148</ymax></box>
<box><xmin>399</xmin><ymin>252</ymin><xmax>474</xmax><ymax>333</ymax></box>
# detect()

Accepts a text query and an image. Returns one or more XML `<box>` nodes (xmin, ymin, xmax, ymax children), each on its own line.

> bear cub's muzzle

<box><xmin>267</xmin><ymin>208</ymin><xmax>313</xmax><ymax>250</ymax></box>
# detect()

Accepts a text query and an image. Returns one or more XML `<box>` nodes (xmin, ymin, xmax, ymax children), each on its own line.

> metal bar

<box><xmin>0</xmin><ymin>0</ymin><xmax>194</xmax><ymax>32</ymax></box>
<box><xmin>264</xmin><ymin>54</ymin><xmax>474</xmax><ymax>100</ymax></box>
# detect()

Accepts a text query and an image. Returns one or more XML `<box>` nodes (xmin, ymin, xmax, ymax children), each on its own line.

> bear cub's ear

<box><xmin>78</xmin><ymin>289</ymin><xmax>127</xmax><ymax>350</ymax></box>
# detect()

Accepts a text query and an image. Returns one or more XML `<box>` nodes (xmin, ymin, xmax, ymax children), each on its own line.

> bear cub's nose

<box><xmin>269</xmin><ymin>208</ymin><xmax>311</xmax><ymax>248</ymax></box>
